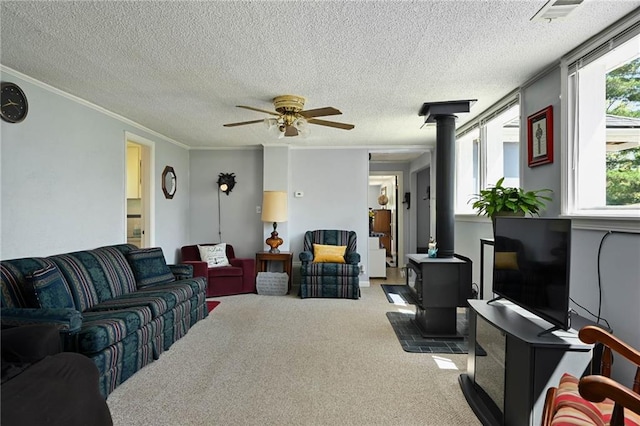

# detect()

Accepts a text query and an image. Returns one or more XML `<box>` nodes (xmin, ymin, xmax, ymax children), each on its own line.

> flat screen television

<box><xmin>491</xmin><ymin>217</ymin><xmax>572</xmax><ymax>335</ymax></box>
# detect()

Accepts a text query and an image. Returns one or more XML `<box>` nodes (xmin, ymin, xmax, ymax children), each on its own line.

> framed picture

<box><xmin>527</xmin><ymin>106</ymin><xmax>553</xmax><ymax>167</ymax></box>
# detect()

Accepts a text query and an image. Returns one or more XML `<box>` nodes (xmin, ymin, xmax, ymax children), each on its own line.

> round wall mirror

<box><xmin>162</xmin><ymin>166</ymin><xmax>177</xmax><ymax>199</ymax></box>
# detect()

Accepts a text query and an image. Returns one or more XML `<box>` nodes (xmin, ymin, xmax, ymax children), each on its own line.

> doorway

<box><xmin>368</xmin><ymin>172</ymin><xmax>404</xmax><ymax>275</ymax></box>
<box><xmin>125</xmin><ymin>133</ymin><xmax>154</xmax><ymax>248</ymax></box>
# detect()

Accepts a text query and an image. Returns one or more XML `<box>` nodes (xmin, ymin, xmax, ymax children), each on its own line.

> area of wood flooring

<box><xmin>370</xmin><ymin>266</ymin><xmax>405</xmax><ymax>285</ymax></box>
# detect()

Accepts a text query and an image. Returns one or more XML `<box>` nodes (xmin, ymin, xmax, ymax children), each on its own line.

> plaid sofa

<box><xmin>299</xmin><ymin>230</ymin><xmax>360</xmax><ymax>299</ymax></box>
<box><xmin>1</xmin><ymin>244</ymin><xmax>208</xmax><ymax>397</ymax></box>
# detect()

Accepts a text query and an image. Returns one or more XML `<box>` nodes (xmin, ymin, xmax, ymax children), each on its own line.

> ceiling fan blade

<box><xmin>284</xmin><ymin>125</ymin><xmax>299</xmax><ymax>137</ymax></box>
<box><xmin>223</xmin><ymin>119</ymin><xmax>265</xmax><ymax>127</ymax></box>
<box><xmin>307</xmin><ymin>118</ymin><xmax>355</xmax><ymax>130</ymax></box>
<box><xmin>299</xmin><ymin>107</ymin><xmax>342</xmax><ymax>118</ymax></box>
<box><xmin>236</xmin><ymin>105</ymin><xmax>280</xmax><ymax>116</ymax></box>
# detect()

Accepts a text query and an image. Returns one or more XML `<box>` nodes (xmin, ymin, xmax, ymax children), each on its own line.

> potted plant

<box><xmin>469</xmin><ymin>177</ymin><xmax>552</xmax><ymax>225</ymax></box>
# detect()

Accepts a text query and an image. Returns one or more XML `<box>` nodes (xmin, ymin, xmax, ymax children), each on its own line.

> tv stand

<box><xmin>459</xmin><ymin>300</ymin><xmax>595</xmax><ymax>426</ymax></box>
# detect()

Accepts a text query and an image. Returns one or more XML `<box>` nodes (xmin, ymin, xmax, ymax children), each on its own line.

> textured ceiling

<box><xmin>1</xmin><ymin>1</ymin><xmax>639</xmax><ymax>155</ymax></box>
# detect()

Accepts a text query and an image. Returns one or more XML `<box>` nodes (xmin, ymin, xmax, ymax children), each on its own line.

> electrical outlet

<box><xmin>256</xmin><ymin>206</ymin><xmax>261</xmax><ymax>214</ymax></box>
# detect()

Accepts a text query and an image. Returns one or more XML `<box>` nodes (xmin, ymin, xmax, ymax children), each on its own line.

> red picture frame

<box><xmin>527</xmin><ymin>106</ymin><xmax>553</xmax><ymax>167</ymax></box>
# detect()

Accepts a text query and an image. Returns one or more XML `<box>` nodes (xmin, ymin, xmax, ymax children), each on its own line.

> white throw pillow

<box><xmin>197</xmin><ymin>244</ymin><xmax>230</xmax><ymax>268</ymax></box>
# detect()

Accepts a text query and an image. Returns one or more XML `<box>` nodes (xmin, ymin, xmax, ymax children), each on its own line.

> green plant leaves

<box><xmin>468</xmin><ymin>177</ymin><xmax>553</xmax><ymax>219</ymax></box>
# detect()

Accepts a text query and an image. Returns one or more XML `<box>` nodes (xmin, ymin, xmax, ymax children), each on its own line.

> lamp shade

<box><xmin>261</xmin><ymin>191</ymin><xmax>288</xmax><ymax>223</ymax></box>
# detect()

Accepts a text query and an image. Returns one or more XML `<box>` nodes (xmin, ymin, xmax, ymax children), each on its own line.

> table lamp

<box><xmin>261</xmin><ymin>191</ymin><xmax>288</xmax><ymax>253</ymax></box>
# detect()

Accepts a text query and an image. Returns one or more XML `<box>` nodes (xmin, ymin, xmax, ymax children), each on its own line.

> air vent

<box><xmin>531</xmin><ymin>0</ymin><xmax>584</xmax><ymax>22</ymax></box>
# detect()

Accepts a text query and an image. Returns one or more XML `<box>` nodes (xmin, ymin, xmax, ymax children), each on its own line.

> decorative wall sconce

<box><xmin>217</xmin><ymin>173</ymin><xmax>236</xmax><ymax>195</ymax></box>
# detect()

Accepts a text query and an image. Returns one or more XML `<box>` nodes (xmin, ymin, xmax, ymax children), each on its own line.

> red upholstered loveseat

<box><xmin>180</xmin><ymin>244</ymin><xmax>255</xmax><ymax>297</ymax></box>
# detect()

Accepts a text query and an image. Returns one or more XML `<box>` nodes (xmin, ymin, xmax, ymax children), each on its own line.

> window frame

<box><xmin>561</xmin><ymin>15</ymin><xmax>640</xmax><ymax>224</ymax></box>
<box><xmin>455</xmin><ymin>93</ymin><xmax>521</xmax><ymax>216</ymax></box>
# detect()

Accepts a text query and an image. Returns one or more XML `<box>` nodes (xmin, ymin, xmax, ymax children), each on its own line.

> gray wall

<box><xmin>290</xmin><ymin>148</ymin><xmax>369</xmax><ymax>281</ymax></box>
<box><xmin>521</xmin><ymin>67</ymin><xmax>562</xmax><ymax>217</ymax></box>
<box><xmin>522</xmin><ymin>67</ymin><xmax>640</xmax><ymax>377</ymax></box>
<box><xmin>187</xmin><ymin>148</ymin><xmax>264</xmax><ymax>258</ymax></box>
<box><xmin>186</xmin><ymin>147</ymin><xmax>371</xmax><ymax>282</ymax></box>
<box><xmin>416</xmin><ymin>167</ymin><xmax>431</xmax><ymax>249</ymax></box>
<box><xmin>1</xmin><ymin>69</ymin><xmax>191</xmax><ymax>262</ymax></box>
<box><xmin>456</xmin><ymin>65</ymin><xmax>640</xmax><ymax>386</ymax></box>
<box><xmin>408</xmin><ymin>151</ymin><xmax>433</xmax><ymax>257</ymax></box>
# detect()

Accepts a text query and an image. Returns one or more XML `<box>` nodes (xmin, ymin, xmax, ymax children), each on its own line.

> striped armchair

<box><xmin>299</xmin><ymin>230</ymin><xmax>360</xmax><ymax>299</ymax></box>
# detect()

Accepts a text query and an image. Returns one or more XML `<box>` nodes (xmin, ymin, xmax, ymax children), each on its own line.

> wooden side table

<box><xmin>255</xmin><ymin>251</ymin><xmax>293</xmax><ymax>293</ymax></box>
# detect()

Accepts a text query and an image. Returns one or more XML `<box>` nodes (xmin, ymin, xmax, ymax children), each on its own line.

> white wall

<box><xmin>0</xmin><ymin>69</ymin><xmax>191</xmax><ymax>262</ymax></box>
<box><xmin>368</xmin><ymin>184</ymin><xmax>381</xmax><ymax>210</ymax></box>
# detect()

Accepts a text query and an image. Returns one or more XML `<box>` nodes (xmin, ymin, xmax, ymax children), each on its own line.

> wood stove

<box><xmin>406</xmin><ymin>253</ymin><xmax>472</xmax><ymax>337</ymax></box>
<box><xmin>404</xmin><ymin>100</ymin><xmax>476</xmax><ymax>336</ymax></box>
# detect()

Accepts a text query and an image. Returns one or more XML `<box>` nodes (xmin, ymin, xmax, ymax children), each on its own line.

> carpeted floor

<box><xmin>106</xmin><ymin>285</ymin><xmax>481</xmax><ymax>426</ymax></box>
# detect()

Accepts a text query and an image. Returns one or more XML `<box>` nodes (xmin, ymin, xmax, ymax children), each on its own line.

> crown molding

<box><xmin>0</xmin><ymin>65</ymin><xmax>189</xmax><ymax>150</ymax></box>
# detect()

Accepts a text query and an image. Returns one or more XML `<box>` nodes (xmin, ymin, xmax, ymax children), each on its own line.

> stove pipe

<box><xmin>434</xmin><ymin>115</ymin><xmax>456</xmax><ymax>258</ymax></box>
<box><xmin>418</xmin><ymin>100</ymin><xmax>475</xmax><ymax>259</ymax></box>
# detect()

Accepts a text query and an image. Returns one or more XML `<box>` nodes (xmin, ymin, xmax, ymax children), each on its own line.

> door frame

<box><xmin>125</xmin><ymin>131</ymin><xmax>155</xmax><ymax>248</ymax></box>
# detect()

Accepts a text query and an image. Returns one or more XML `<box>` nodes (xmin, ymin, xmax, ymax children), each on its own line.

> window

<box><xmin>455</xmin><ymin>98</ymin><xmax>520</xmax><ymax>214</ymax></box>
<box><xmin>566</xmin><ymin>25</ymin><xmax>640</xmax><ymax>216</ymax></box>
<box><xmin>455</xmin><ymin>128</ymin><xmax>480</xmax><ymax>214</ymax></box>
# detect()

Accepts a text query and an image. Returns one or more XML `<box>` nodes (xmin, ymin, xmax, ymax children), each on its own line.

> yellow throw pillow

<box><xmin>313</xmin><ymin>244</ymin><xmax>347</xmax><ymax>264</ymax></box>
<box><xmin>494</xmin><ymin>251</ymin><xmax>519</xmax><ymax>270</ymax></box>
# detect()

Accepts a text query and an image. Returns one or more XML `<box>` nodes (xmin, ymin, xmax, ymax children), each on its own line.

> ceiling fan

<box><xmin>223</xmin><ymin>95</ymin><xmax>354</xmax><ymax>137</ymax></box>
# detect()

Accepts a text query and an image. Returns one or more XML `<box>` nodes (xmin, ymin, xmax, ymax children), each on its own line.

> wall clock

<box><xmin>1</xmin><ymin>82</ymin><xmax>29</xmax><ymax>123</ymax></box>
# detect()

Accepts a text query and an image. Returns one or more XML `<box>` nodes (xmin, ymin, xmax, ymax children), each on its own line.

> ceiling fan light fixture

<box><xmin>264</xmin><ymin>117</ymin><xmax>278</xmax><ymax>129</ymax></box>
<box><xmin>293</xmin><ymin>117</ymin><xmax>309</xmax><ymax>137</ymax></box>
<box><xmin>273</xmin><ymin>95</ymin><xmax>306</xmax><ymax>114</ymax></box>
<box><xmin>224</xmin><ymin>94</ymin><xmax>354</xmax><ymax>136</ymax></box>
<box><xmin>293</xmin><ymin>117</ymin><xmax>308</xmax><ymax>130</ymax></box>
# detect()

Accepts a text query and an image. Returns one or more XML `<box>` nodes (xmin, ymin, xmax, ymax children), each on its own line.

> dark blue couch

<box><xmin>1</xmin><ymin>244</ymin><xmax>208</xmax><ymax>397</ymax></box>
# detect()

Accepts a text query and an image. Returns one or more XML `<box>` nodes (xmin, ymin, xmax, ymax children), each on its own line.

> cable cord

<box><xmin>596</xmin><ymin>230</ymin><xmax>613</xmax><ymax>324</ymax></box>
<box><xmin>217</xmin><ymin>187</ymin><xmax>223</xmax><ymax>243</ymax></box>
<box><xmin>571</xmin><ymin>230</ymin><xmax>637</xmax><ymax>330</ymax></box>
<box><xmin>569</xmin><ymin>301</ymin><xmax>611</xmax><ymax>331</ymax></box>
